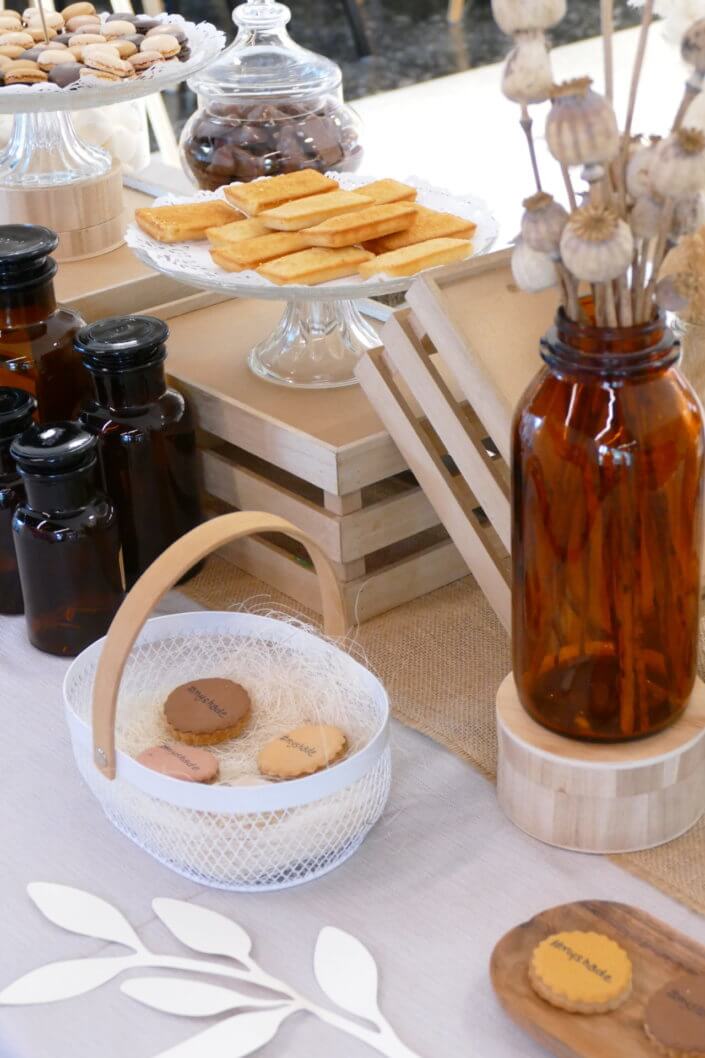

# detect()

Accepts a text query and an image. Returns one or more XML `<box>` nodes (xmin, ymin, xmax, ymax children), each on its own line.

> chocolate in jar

<box><xmin>181</xmin><ymin>97</ymin><xmax>363</xmax><ymax>191</ymax></box>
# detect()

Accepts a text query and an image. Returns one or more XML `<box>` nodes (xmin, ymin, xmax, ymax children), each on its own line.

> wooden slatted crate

<box><xmin>164</xmin><ymin>297</ymin><xmax>468</xmax><ymax>622</ymax></box>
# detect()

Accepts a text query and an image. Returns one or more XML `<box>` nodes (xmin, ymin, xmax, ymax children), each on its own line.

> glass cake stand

<box><xmin>0</xmin><ymin>16</ymin><xmax>224</xmax><ymax>188</ymax></box>
<box><xmin>126</xmin><ymin>178</ymin><xmax>498</xmax><ymax>388</ymax></box>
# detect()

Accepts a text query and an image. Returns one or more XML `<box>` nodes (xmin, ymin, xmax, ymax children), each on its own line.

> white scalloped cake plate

<box><xmin>125</xmin><ymin>174</ymin><xmax>499</xmax><ymax>301</ymax></box>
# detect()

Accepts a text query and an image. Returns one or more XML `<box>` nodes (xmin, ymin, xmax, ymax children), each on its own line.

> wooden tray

<box><xmin>491</xmin><ymin>900</ymin><xmax>705</xmax><ymax>1058</ymax></box>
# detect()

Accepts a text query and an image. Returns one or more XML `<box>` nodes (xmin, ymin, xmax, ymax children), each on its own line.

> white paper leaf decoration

<box><xmin>28</xmin><ymin>883</ymin><xmax>142</xmax><ymax>951</ymax></box>
<box><xmin>121</xmin><ymin>977</ymin><xmax>284</xmax><ymax>1018</ymax></box>
<box><xmin>314</xmin><ymin>927</ymin><xmax>381</xmax><ymax>1022</ymax></box>
<box><xmin>152</xmin><ymin>899</ymin><xmax>252</xmax><ymax>964</ymax></box>
<box><xmin>154</xmin><ymin>1007</ymin><xmax>291</xmax><ymax>1058</ymax></box>
<box><xmin>0</xmin><ymin>957</ymin><xmax>133</xmax><ymax>1005</ymax></box>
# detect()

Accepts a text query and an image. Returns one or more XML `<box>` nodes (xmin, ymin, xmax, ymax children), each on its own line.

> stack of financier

<box><xmin>135</xmin><ymin>169</ymin><xmax>477</xmax><ymax>285</ymax></box>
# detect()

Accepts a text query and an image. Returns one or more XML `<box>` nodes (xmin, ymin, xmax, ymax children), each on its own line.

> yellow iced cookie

<box><xmin>529</xmin><ymin>931</ymin><xmax>632</xmax><ymax>1014</ymax></box>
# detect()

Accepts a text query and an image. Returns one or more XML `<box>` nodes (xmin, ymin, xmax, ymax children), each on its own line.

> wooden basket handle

<box><xmin>91</xmin><ymin>512</ymin><xmax>348</xmax><ymax>779</ymax></box>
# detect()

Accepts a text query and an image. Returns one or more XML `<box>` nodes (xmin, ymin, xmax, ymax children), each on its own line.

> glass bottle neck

<box><xmin>541</xmin><ymin>307</ymin><xmax>679</xmax><ymax>379</ymax></box>
<box><xmin>22</xmin><ymin>461</ymin><xmax>98</xmax><ymax>513</ymax></box>
<box><xmin>90</xmin><ymin>359</ymin><xmax>166</xmax><ymax>410</ymax></box>
<box><xmin>0</xmin><ymin>278</ymin><xmax>56</xmax><ymax>330</ymax></box>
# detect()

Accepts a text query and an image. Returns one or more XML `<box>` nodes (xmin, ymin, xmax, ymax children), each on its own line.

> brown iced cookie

<box><xmin>258</xmin><ymin>724</ymin><xmax>347</xmax><ymax>779</ymax></box>
<box><xmin>164</xmin><ymin>678</ymin><xmax>252</xmax><ymax>746</ymax></box>
<box><xmin>137</xmin><ymin>742</ymin><xmax>220</xmax><ymax>783</ymax></box>
<box><xmin>645</xmin><ymin>974</ymin><xmax>705</xmax><ymax>1057</ymax></box>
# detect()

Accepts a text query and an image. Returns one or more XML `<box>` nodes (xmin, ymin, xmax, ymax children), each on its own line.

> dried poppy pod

<box><xmin>630</xmin><ymin>194</ymin><xmax>665</xmax><ymax>240</ymax></box>
<box><xmin>491</xmin><ymin>0</ymin><xmax>565</xmax><ymax>36</ymax></box>
<box><xmin>626</xmin><ymin>137</ymin><xmax>661</xmax><ymax>200</ymax></box>
<box><xmin>560</xmin><ymin>205</ymin><xmax>634</xmax><ymax>282</ymax></box>
<box><xmin>682</xmin><ymin>18</ymin><xmax>705</xmax><ymax>74</ymax></box>
<box><xmin>511</xmin><ymin>237</ymin><xmax>558</xmax><ymax>292</ymax></box>
<box><xmin>672</xmin><ymin>190</ymin><xmax>705</xmax><ymax>238</ymax></box>
<box><xmin>651</xmin><ymin>128</ymin><xmax>705</xmax><ymax>196</ymax></box>
<box><xmin>546</xmin><ymin>78</ymin><xmax>620</xmax><ymax>172</ymax></box>
<box><xmin>521</xmin><ymin>192</ymin><xmax>569</xmax><ymax>254</ymax></box>
<box><xmin>502</xmin><ymin>30</ymin><xmax>553</xmax><ymax>105</ymax></box>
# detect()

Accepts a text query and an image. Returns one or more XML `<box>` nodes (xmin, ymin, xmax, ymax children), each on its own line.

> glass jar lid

<box><xmin>0</xmin><ymin>225</ymin><xmax>58</xmax><ymax>289</ymax></box>
<box><xmin>0</xmin><ymin>388</ymin><xmax>36</xmax><ymax>441</ymax></box>
<box><xmin>75</xmin><ymin>315</ymin><xmax>169</xmax><ymax>372</ymax></box>
<box><xmin>189</xmin><ymin>0</ymin><xmax>342</xmax><ymax>101</ymax></box>
<box><xmin>11</xmin><ymin>422</ymin><xmax>97</xmax><ymax>476</ymax></box>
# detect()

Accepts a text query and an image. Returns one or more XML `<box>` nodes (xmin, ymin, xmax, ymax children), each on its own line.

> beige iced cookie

<box><xmin>258</xmin><ymin>724</ymin><xmax>348</xmax><ymax>779</ymax></box>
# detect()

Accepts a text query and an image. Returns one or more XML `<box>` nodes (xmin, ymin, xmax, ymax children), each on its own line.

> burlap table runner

<box><xmin>184</xmin><ymin>556</ymin><xmax>705</xmax><ymax>917</ymax></box>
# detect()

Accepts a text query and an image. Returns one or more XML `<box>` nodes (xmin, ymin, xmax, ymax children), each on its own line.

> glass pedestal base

<box><xmin>0</xmin><ymin>111</ymin><xmax>111</xmax><ymax>187</ymax></box>
<box><xmin>247</xmin><ymin>298</ymin><xmax>379</xmax><ymax>388</ymax></box>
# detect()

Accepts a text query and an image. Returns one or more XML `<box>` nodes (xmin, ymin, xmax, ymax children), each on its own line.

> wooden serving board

<box><xmin>490</xmin><ymin>901</ymin><xmax>705</xmax><ymax>1058</ymax></box>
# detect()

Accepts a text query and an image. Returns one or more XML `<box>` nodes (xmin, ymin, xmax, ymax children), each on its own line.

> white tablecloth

<box><xmin>3</xmin><ymin>592</ymin><xmax>705</xmax><ymax>1058</ymax></box>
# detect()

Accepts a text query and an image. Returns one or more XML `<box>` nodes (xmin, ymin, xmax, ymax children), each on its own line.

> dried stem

<box><xmin>604</xmin><ymin>282</ymin><xmax>619</xmax><ymax>327</ymax></box>
<box><xmin>557</xmin><ymin>262</ymin><xmax>580</xmax><ymax>321</ymax></box>
<box><xmin>617</xmin><ymin>277</ymin><xmax>633</xmax><ymax>326</ymax></box>
<box><xmin>623</xmin><ymin>0</ymin><xmax>655</xmax><ymax>147</ymax></box>
<box><xmin>34</xmin><ymin>0</ymin><xmax>50</xmax><ymax>43</ymax></box>
<box><xmin>641</xmin><ymin>199</ymin><xmax>675</xmax><ymax>320</ymax></box>
<box><xmin>672</xmin><ymin>74</ymin><xmax>704</xmax><ymax>131</ymax></box>
<box><xmin>561</xmin><ymin>164</ymin><xmax>578</xmax><ymax>211</ymax></box>
<box><xmin>520</xmin><ymin>105</ymin><xmax>543</xmax><ymax>192</ymax></box>
<box><xmin>601</xmin><ymin>0</ymin><xmax>614</xmax><ymax>103</ymax></box>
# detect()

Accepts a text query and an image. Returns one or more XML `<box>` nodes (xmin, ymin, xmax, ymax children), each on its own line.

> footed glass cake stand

<box><xmin>126</xmin><ymin>180</ymin><xmax>498</xmax><ymax>388</ymax></box>
<box><xmin>0</xmin><ymin>16</ymin><xmax>224</xmax><ymax>187</ymax></box>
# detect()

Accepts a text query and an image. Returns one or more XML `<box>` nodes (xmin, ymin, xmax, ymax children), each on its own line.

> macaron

<box><xmin>65</xmin><ymin>14</ymin><xmax>101</xmax><ymax>33</ymax></box>
<box><xmin>0</xmin><ymin>54</ymin><xmax>13</xmax><ymax>71</ymax></box>
<box><xmin>134</xmin><ymin>15</ymin><xmax>161</xmax><ymax>32</ymax></box>
<box><xmin>0</xmin><ymin>15</ymin><xmax>23</xmax><ymax>32</ymax></box>
<box><xmin>4</xmin><ymin>60</ymin><xmax>47</xmax><ymax>84</ymax></box>
<box><xmin>27</xmin><ymin>25</ymin><xmax>57</xmax><ymax>42</ymax></box>
<box><xmin>48</xmin><ymin>60</ymin><xmax>82</xmax><ymax>86</ymax></box>
<box><xmin>61</xmin><ymin>2</ymin><xmax>97</xmax><ymax>19</ymax></box>
<box><xmin>0</xmin><ymin>31</ymin><xmax>34</xmax><ymax>48</ymax></box>
<box><xmin>141</xmin><ymin>32</ymin><xmax>179</xmax><ymax>58</ymax></box>
<box><xmin>38</xmin><ymin>48</ymin><xmax>75</xmax><ymax>70</ymax></box>
<box><xmin>0</xmin><ymin>46</ymin><xmax>26</xmax><ymax>59</ymax></box>
<box><xmin>82</xmin><ymin>43</ymin><xmax>134</xmax><ymax>78</ymax></box>
<box><xmin>129</xmin><ymin>48</ymin><xmax>163</xmax><ymax>72</ymax></box>
<box><xmin>24</xmin><ymin>11</ymin><xmax>64</xmax><ymax>29</ymax></box>
<box><xmin>113</xmin><ymin>38</ymin><xmax>137</xmax><ymax>59</ymax></box>
<box><xmin>106</xmin><ymin>11</ymin><xmax>138</xmax><ymax>23</ymax></box>
<box><xmin>146</xmin><ymin>23</ymin><xmax>187</xmax><ymax>44</ymax></box>
<box><xmin>103</xmin><ymin>19</ymin><xmax>137</xmax><ymax>38</ymax></box>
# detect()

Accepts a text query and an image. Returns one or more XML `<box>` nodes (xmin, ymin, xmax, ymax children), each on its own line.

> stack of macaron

<box><xmin>0</xmin><ymin>3</ymin><xmax>191</xmax><ymax>88</ymax></box>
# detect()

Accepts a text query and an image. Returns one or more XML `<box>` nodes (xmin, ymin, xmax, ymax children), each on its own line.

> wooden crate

<box><xmin>356</xmin><ymin>250</ymin><xmax>560</xmax><ymax>630</ymax></box>
<box><xmin>164</xmin><ymin>297</ymin><xmax>467</xmax><ymax>623</ymax></box>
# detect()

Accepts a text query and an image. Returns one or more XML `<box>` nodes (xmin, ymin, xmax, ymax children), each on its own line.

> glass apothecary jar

<box><xmin>512</xmin><ymin>308</ymin><xmax>704</xmax><ymax>742</ymax></box>
<box><xmin>180</xmin><ymin>0</ymin><xmax>363</xmax><ymax>191</ymax></box>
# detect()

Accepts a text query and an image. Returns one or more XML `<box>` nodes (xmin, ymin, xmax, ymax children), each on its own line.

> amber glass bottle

<box><xmin>77</xmin><ymin>315</ymin><xmax>203</xmax><ymax>588</ymax></box>
<box><xmin>0</xmin><ymin>387</ymin><xmax>35</xmax><ymax>614</ymax></box>
<box><xmin>512</xmin><ymin>309</ymin><xmax>704</xmax><ymax>742</ymax></box>
<box><xmin>0</xmin><ymin>225</ymin><xmax>88</xmax><ymax>422</ymax></box>
<box><xmin>11</xmin><ymin>422</ymin><xmax>124</xmax><ymax>656</ymax></box>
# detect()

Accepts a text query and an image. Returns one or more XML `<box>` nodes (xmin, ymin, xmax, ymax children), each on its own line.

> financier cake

<box><xmin>163</xmin><ymin>677</ymin><xmax>252</xmax><ymax>746</ymax></box>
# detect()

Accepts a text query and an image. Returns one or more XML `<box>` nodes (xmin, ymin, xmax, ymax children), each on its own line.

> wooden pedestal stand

<box><xmin>496</xmin><ymin>673</ymin><xmax>705</xmax><ymax>853</ymax></box>
<box><xmin>0</xmin><ymin>161</ymin><xmax>125</xmax><ymax>262</ymax></box>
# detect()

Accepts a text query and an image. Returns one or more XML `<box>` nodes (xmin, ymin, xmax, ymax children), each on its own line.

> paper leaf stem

<box><xmin>314</xmin><ymin>927</ymin><xmax>382</xmax><ymax>1022</ymax></box>
<box><xmin>154</xmin><ymin>1007</ymin><xmax>293</xmax><ymax>1058</ymax></box>
<box><xmin>28</xmin><ymin>883</ymin><xmax>142</xmax><ymax>951</ymax></box>
<box><xmin>152</xmin><ymin>898</ymin><xmax>252</xmax><ymax>964</ymax></box>
<box><xmin>121</xmin><ymin>977</ymin><xmax>286</xmax><ymax>1018</ymax></box>
<box><xmin>0</xmin><ymin>957</ymin><xmax>134</xmax><ymax>1005</ymax></box>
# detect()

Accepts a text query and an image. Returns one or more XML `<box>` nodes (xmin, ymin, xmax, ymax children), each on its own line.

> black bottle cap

<box><xmin>75</xmin><ymin>315</ymin><xmax>169</xmax><ymax>372</ymax></box>
<box><xmin>0</xmin><ymin>388</ymin><xmax>36</xmax><ymax>441</ymax></box>
<box><xmin>11</xmin><ymin>421</ymin><xmax>97</xmax><ymax>476</ymax></box>
<box><xmin>0</xmin><ymin>225</ymin><xmax>59</xmax><ymax>290</ymax></box>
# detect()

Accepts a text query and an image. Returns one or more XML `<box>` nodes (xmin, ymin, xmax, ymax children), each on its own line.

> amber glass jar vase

<box><xmin>0</xmin><ymin>226</ymin><xmax>87</xmax><ymax>421</ymax></box>
<box><xmin>512</xmin><ymin>308</ymin><xmax>704</xmax><ymax>742</ymax></box>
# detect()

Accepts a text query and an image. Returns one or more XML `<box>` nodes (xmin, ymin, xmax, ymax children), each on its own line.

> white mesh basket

<box><xmin>63</xmin><ymin>513</ymin><xmax>391</xmax><ymax>892</ymax></box>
